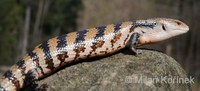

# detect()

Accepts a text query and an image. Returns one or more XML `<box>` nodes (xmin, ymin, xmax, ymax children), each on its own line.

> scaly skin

<box><xmin>0</xmin><ymin>18</ymin><xmax>189</xmax><ymax>91</ymax></box>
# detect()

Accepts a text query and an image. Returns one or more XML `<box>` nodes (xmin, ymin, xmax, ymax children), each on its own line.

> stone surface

<box><xmin>24</xmin><ymin>49</ymin><xmax>192</xmax><ymax>91</ymax></box>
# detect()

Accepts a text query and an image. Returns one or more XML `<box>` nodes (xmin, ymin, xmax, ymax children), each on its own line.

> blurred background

<box><xmin>0</xmin><ymin>0</ymin><xmax>199</xmax><ymax>90</ymax></box>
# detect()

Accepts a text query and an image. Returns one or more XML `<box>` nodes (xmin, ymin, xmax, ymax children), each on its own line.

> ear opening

<box><xmin>162</xmin><ymin>24</ymin><xmax>166</xmax><ymax>31</ymax></box>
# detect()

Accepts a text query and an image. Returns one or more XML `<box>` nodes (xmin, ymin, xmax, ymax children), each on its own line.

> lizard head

<box><xmin>134</xmin><ymin>18</ymin><xmax>189</xmax><ymax>45</ymax></box>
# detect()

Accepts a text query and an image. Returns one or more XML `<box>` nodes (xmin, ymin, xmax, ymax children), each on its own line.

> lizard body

<box><xmin>0</xmin><ymin>18</ymin><xmax>189</xmax><ymax>91</ymax></box>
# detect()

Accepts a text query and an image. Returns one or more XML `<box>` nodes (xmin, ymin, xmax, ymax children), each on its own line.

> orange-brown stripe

<box><xmin>104</xmin><ymin>24</ymin><xmax>115</xmax><ymax>35</ymax></box>
<box><xmin>30</xmin><ymin>49</ymin><xmax>46</xmax><ymax>76</ymax></box>
<box><xmin>120</xmin><ymin>22</ymin><xmax>133</xmax><ymax>29</ymax></box>
<box><xmin>66</xmin><ymin>32</ymin><xmax>77</xmax><ymax>44</ymax></box>
<box><xmin>38</xmin><ymin>41</ymin><xmax>55</xmax><ymax>71</ymax></box>
<box><xmin>48</xmin><ymin>37</ymin><xmax>62</xmax><ymax>68</ymax></box>
<box><xmin>85</xmin><ymin>28</ymin><xmax>98</xmax><ymax>40</ymax></box>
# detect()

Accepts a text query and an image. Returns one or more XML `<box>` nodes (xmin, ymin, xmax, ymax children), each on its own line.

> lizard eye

<box><xmin>162</xmin><ymin>24</ymin><xmax>166</xmax><ymax>31</ymax></box>
<box><xmin>175</xmin><ymin>21</ymin><xmax>181</xmax><ymax>25</ymax></box>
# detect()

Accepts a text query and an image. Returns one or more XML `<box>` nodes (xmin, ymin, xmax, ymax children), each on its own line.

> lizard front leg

<box><xmin>129</xmin><ymin>33</ymin><xmax>141</xmax><ymax>55</ymax></box>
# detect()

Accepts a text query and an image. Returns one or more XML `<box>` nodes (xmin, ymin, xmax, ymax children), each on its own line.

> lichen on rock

<box><xmin>24</xmin><ymin>49</ymin><xmax>192</xmax><ymax>91</ymax></box>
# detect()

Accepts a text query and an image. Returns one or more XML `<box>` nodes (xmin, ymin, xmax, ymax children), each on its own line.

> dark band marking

<box><xmin>3</xmin><ymin>70</ymin><xmax>13</xmax><ymax>79</ymax></box>
<box><xmin>73</xmin><ymin>46</ymin><xmax>86</xmax><ymax>60</ymax></box>
<box><xmin>95</xmin><ymin>26</ymin><xmax>106</xmax><ymax>39</ymax></box>
<box><xmin>134</xmin><ymin>22</ymin><xmax>156</xmax><ymax>29</ymax></box>
<box><xmin>57</xmin><ymin>52</ymin><xmax>68</xmax><ymax>66</ymax></box>
<box><xmin>88</xmin><ymin>26</ymin><xmax>106</xmax><ymax>57</ymax></box>
<box><xmin>45</xmin><ymin>59</ymin><xmax>54</xmax><ymax>71</ymax></box>
<box><xmin>13</xmin><ymin>79</ymin><xmax>20</xmax><ymax>91</ymax></box>
<box><xmin>16</xmin><ymin>60</ymin><xmax>25</xmax><ymax>69</ymax></box>
<box><xmin>57</xmin><ymin>34</ymin><xmax>67</xmax><ymax>50</ymax></box>
<box><xmin>117</xmin><ymin>45</ymin><xmax>122</xmax><ymax>49</ymax></box>
<box><xmin>73</xmin><ymin>30</ymin><xmax>88</xmax><ymax>60</ymax></box>
<box><xmin>75</xmin><ymin>30</ymin><xmax>88</xmax><ymax>44</ymax></box>
<box><xmin>16</xmin><ymin>60</ymin><xmax>26</xmax><ymax>75</ymax></box>
<box><xmin>114</xmin><ymin>23</ymin><xmax>121</xmax><ymax>33</ymax></box>
<box><xmin>111</xmin><ymin>33</ymin><xmax>122</xmax><ymax>47</ymax></box>
<box><xmin>28</xmin><ymin>51</ymin><xmax>45</xmax><ymax>75</ymax></box>
<box><xmin>88</xmin><ymin>40</ymin><xmax>105</xmax><ymax>57</ymax></box>
<box><xmin>28</xmin><ymin>51</ymin><xmax>39</xmax><ymax>60</ymax></box>
<box><xmin>93</xmin><ymin>26</ymin><xmax>106</xmax><ymax>45</ymax></box>
<box><xmin>123</xmin><ymin>34</ymin><xmax>130</xmax><ymax>45</ymax></box>
<box><xmin>110</xmin><ymin>23</ymin><xmax>122</xmax><ymax>47</ymax></box>
<box><xmin>129</xmin><ymin>22</ymin><xmax>136</xmax><ymax>33</ymax></box>
<box><xmin>3</xmin><ymin>70</ymin><xmax>20</xmax><ymax>90</ymax></box>
<box><xmin>100</xmin><ymin>50</ymin><xmax>107</xmax><ymax>54</ymax></box>
<box><xmin>57</xmin><ymin>34</ymin><xmax>69</xmax><ymax>65</ymax></box>
<box><xmin>24</xmin><ymin>70</ymin><xmax>37</xmax><ymax>86</ymax></box>
<box><xmin>91</xmin><ymin>40</ymin><xmax>105</xmax><ymax>50</ymax></box>
<box><xmin>38</xmin><ymin>41</ymin><xmax>52</xmax><ymax>60</ymax></box>
<box><xmin>92</xmin><ymin>26</ymin><xmax>106</xmax><ymax>49</ymax></box>
<box><xmin>38</xmin><ymin>41</ymin><xmax>55</xmax><ymax>71</ymax></box>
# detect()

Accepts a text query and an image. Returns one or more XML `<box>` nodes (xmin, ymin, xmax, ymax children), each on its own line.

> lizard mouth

<box><xmin>175</xmin><ymin>20</ymin><xmax>189</xmax><ymax>33</ymax></box>
<box><xmin>180</xmin><ymin>24</ymin><xmax>189</xmax><ymax>33</ymax></box>
<box><xmin>176</xmin><ymin>26</ymin><xmax>189</xmax><ymax>34</ymax></box>
<box><xmin>171</xmin><ymin>23</ymin><xmax>189</xmax><ymax>34</ymax></box>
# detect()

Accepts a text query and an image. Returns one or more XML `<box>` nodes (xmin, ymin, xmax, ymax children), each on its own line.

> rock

<box><xmin>24</xmin><ymin>49</ymin><xmax>192</xmax><ymax>91</ymax></box>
